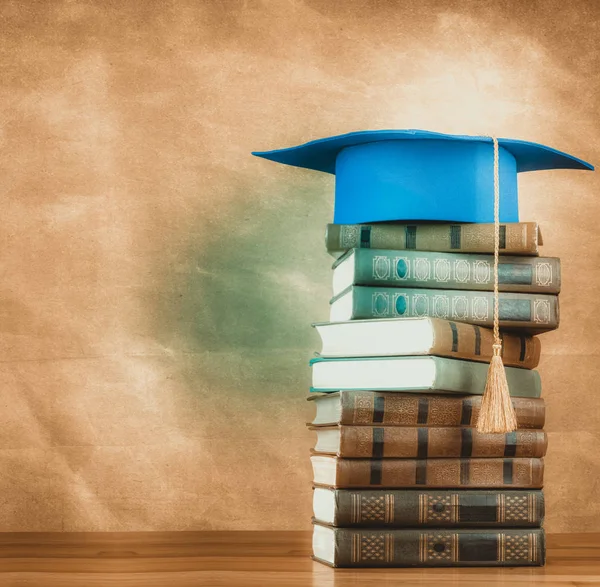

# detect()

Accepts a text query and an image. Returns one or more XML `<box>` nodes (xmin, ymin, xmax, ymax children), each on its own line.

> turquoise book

<box><xmin>310</xmin><ymin>356</ymin><xmax>541</xmax><ymax>397</ymax></box>
<box><xmin>329</xmin><ymin>286</ymin><xmax>558</xmax><ymax>333</ymax></box>
<box><xmin>332</xmin><ymin>248</ymin><xmax>560</xmax><ymax>296</ymax></box>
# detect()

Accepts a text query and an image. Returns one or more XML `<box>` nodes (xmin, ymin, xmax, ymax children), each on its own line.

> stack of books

<box><xmin>309</xmin><ymin>221</ymin><xmax>556</xmax><ymax>568</ymax></box>
<box><xmin>252</xmin><ymin>127</ymin><xmax>591</xmax><ymax>568</ymax></box>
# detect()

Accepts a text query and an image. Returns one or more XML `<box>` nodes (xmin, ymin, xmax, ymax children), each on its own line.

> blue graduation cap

<box><xmin>252</xmin><ymin>130</ymin><xmax>593</xmax><ymax>224</ymax></box>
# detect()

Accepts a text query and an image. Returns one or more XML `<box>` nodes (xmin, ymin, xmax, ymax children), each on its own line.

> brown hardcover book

<box><xmin>312</xmin><ymin>523</ymin><xmax>545</xmax><ymax>567</ymax></box>
<box><xmin>325</xmin><ymin>222</ymin><xmax>542</xmax><ymax>257</ymax></box>
<box><xmin>312</xmin><ymin>487</ymin><xmax>545</xmax><ymax>528</ymax></box>
<box><xmin>314</xmin><ymin>318</ymin><xmax>541</xmax><ymax>368</ymax></box>
<box><xmin>308</xmin><ymin>391</ymin><xmax>545</xmax><ymax>429</ymax></box>
<box><xmin>311</xmin><ymin>426</ymin><xmax>548</xmax><ymax>458</ymax></box>
<box><xmin>311</xmin><ymin>455</ymin><xmax>544</xmax><ymax>489</ymax></box>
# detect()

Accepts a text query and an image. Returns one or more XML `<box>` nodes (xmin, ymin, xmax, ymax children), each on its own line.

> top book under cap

<box><xmin>252</xmin><ymin>129</ymin><xmax>593</xmax><ymax>224</ymax></box>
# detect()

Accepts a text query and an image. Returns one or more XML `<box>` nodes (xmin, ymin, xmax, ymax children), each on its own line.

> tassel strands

<box><xmin>477</xmin><ymin>137</ymin><xmax>518</xmax><ymax>434</ymax></box>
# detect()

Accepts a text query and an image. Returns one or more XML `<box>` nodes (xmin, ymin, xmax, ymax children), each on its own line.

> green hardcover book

<box><xmin>313</xmin><ymin>524</ymin><xmax>545</xmax><ymax>567</ymax></box>
<box><xmin>313</xmin><ymin>488</ymin><xmax>545</xmax><ymax>528</ymax></box>
<box><xmin>310</xmin><ymin>356</ymin><xmax>541</xmax><ymax>397</ymax></box>
<box><xmin>330</xmin><ymin>286</ymin><xmax>558</xmax><ymax>333</ymax></box>
<box><xmin>332</xmin><ymin>248</ymin><xmax>560</xmax><ymax>295</ymax></box>
<box><xmin>325</xmin><ymin>222</ymin><xmax>542</xmax><ymax>257</ymax></box>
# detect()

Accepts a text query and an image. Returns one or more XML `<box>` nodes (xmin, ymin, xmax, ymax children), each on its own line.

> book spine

<box><xmin>334</xmin><ymin>427</ymin><xmax>547</xmax><ymax>458</ymax></box>
<box><xmin>347</xmin><ymin>286</ymin><xmax>559</xmax><ymax>332</ymax></box>
<box><xmin>334</xmin><ymin>457</ymin><xmax>544</xmax><ymax>488</ymax></box>
<box><xmin>324</xmin><ymin>527</ymin><xmax>545</xmax><ymax>567</ymax></box>
<box><xmin>430</xmin><ymin>321</ymin><xmax>540</xmax><ymax>369</ymax></box>
<box><xmin>328</xmin><ymin>489</ymin><xmax>544</xmax><ymax>527</ymax></box>
<box><xmin>326</xmin><ymin>223</ymin><xmax>540</xmax><ymax>255</ymax></box>
<box><xmin>351</xmin><ymin>249</ymin><xmax>560</xmax><ymax>293</ymax></box>
<box><xmin>338</xmin><ymin>392</ymin><xmax>545</xmax><ymax>428</ymax></box>
<box><xmin>431</xmin><ymin>356</ymin><xmax>541</xmax><ymax>397</ymax></box>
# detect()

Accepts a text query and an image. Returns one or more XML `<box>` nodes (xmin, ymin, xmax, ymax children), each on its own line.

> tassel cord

<box><xmin>492</xmin><ymin>137</ymin><xmax>501</xmax><ymax>350</ymax></box>
<box><xmin>476</xmin><ymin>137</ymin><xmax>518</xmax><ymax>434</ymax></box>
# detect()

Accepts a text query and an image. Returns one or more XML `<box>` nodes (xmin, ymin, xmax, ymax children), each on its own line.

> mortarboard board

<box><xmin>252</xmin><ymin>130</ymin><xmax>593</xmax><ymax>224</ymax></box>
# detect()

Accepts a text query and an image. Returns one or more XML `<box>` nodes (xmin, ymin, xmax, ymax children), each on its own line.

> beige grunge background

<box><xmin>1</xmin><ymin>0</ymin><xmax>598</xmax><ymax>531</ymax></box>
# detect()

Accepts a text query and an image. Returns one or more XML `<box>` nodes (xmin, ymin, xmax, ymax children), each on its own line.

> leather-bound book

<box><xmin>311</xmin><ymin>455</ymin><xmax>544</xmax><ymax>489</ymax></box>
<box><xmin>325</xmin><ymin>222</ymin><xmax>542</xmax><ymax>257</ymax></box>
<box><xmin>312</xmin><ymin>523</ymin><xmax>545</xmax><ymax>567</ymax></box>
<box><xmin>312</xmin><ymin>487</ymin><xmax>545</xmax><ymax>528</ymax></box>
<box><xmin>332</xmin><ymin>248</ymin><xmax>560</xmax><ymax>295</ymax></box>
<box><xmin>309</xmin><ymin>392</ymin><xmax>545</xmax><ymax>429</ymax></box>
<box><xmin>311</xmin><ymin>425</ymin><xmax>548</xmax><ymax>458</ymax></box>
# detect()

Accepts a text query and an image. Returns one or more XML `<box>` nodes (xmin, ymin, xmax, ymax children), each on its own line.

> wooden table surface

<box><xmin>0</xmin><ymin>531</ymin><xmax>597</xmax><ymax>586</ymax></box>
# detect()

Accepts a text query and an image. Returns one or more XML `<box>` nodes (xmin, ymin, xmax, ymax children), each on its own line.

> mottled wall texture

<box><xmin>1</xmin><ymin>0</ymin><xmax>599</xmax><ymax>532</ymax></box>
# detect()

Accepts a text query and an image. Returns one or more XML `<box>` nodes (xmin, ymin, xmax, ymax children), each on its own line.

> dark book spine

<box><xmin>332</xmin><ymin>457</ymin><xmax>544</xmax><ymax>488</ymax></box>
<box><xmin>343</xmin><ymin>286</ymin><xmax>559</xmax><ymax>332</ymax></box>
<box><xmin>325</xmin><ymin>489</ymin><xmax>544</xmax><ymax>527</ymax></box>
<box><xmin>323</xmin><ymin>426</ymin><xmax>547</xmax><ymax>458</ymax></box>
<box><xmin>319</xmin><ymin>526</ymin><xmax>545</xmax><ymax>567</ymax></box>
<box><xmin>346</xmin><ymin>249</ymin><xmax>560</xmax><ymax>294</ymax></box>
<box><xmin>339</xmin><ymin>392</ymin><xmax>545</xmax><ymax>429</ymax></box>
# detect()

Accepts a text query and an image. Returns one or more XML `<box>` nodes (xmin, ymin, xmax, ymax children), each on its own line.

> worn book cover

<box><xmin>311</xmin><ymin>425</ymin><xmax>548</xmax><ymax>458</ymax></box>
<box><xmin>313</xmin><ymin>487</ymin><xmax>545</xmax><ymax>527</ymax></box>
<box><xmin>314</xmin><ymin>318</ymin><xmax>541</xmax><ymax>368</ymax></box>
<box><xmin>310</xmin><ymin>356</ymin><xmax>542</xmax><ymax>397</ymax></box>
<box><xmin>330</xmin><ymin>285</ymin><xmax>559</xmax><ymax>332</ymax></box>
<box><xmin>311</xmin><ymin>455</ymin><xmax>544</xmax><ymax>488</ymax></box>
<box><xmin>312</xmin><ymin>523</ymin><xmax>545</xmax><ymax>567</ymax></box>
<box><xmin>332</xmin><ymin>248</ymin><xmax>560</xmax><ymax>294</ymax></box>
<box><xmin>308</xmin><ymin>392</ymin><xmax>545</xmax><ymax>429</ymax></box>
<box><xmin>325</xmin><ymin>222</ymin><xmax>542</xmax><ymax>256</ymax></box>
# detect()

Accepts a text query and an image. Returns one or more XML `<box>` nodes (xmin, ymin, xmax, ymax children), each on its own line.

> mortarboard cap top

<box><xmin>253</xmin><ymin>129</ymin><xmax>593</xmax><ymax>224</ymax></box>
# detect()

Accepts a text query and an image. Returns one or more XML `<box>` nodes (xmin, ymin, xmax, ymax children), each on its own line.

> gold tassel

<box><xmin>476</xmin><ymin>137</ymin><xmax>518</xmax><ymax>434</ymax></box>
<box><xmin>477</xmin><ymin>344</ymin><xmax>518</xmax><ymax>433</ymax></box>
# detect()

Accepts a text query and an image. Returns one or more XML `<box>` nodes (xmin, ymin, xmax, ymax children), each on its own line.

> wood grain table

<box><xmin>0</xmin><ymin>531</ymin><xmax>597</xmax><ymax>586</ymax></box>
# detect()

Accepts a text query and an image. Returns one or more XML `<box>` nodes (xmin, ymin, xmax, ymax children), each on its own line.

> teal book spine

<box><xmin>333</xmin><ymin>286</ymin><xmax>559</xmax><ymax>333</ymax></box>
<box><xmin>338</xmin><ymin>249</ymin><xmax>560</xmax><ymax>294</ymax></box>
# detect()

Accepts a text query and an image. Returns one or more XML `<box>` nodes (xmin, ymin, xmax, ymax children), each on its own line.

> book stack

<box><xmin>309</xmin><ymin>222</ymin><xmax>554</xmax><ymax>567</ymax></box>
<box><xmin>252</xmin><ymin>129</ymin><xmax>592</xmax><ymax>569</ymax></box>
<box><xmin>311</xmin><ymin>223</ymin><xmax>560</xmax><ymax>566</ymax></box>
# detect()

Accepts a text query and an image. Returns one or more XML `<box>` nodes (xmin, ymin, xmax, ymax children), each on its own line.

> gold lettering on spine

<box><xmin>419</xmin><ymin>494</ymin><xmax>426</xmax><ymax>523</ymax></box>
<box><xmin>451</xmin><ymin>493</ymin><xmax>459</xmax><ymax>522</ymax></box>
<box><xmin>528</xmin><ymin>533</ymin><xmax>533</xmax><ymax>562</ymax></box>
<box><xmin>351</xmin><ymin>533</ymin><xmax>361</xmax><ymax>563</ymax></box>
<box><xmin>385</xmin><ymin>534</ymin><xmax>394</xmax><ymax>562</ymax></box>
<box><xmin>530</xmin><ymin>459</ymin><xmax>533</xmax><ymax>485</ymax></box>
<box><xmin>384</xmin><ymin>494</ymin><xmax>394</xmax><ymax>523</ymax></box>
